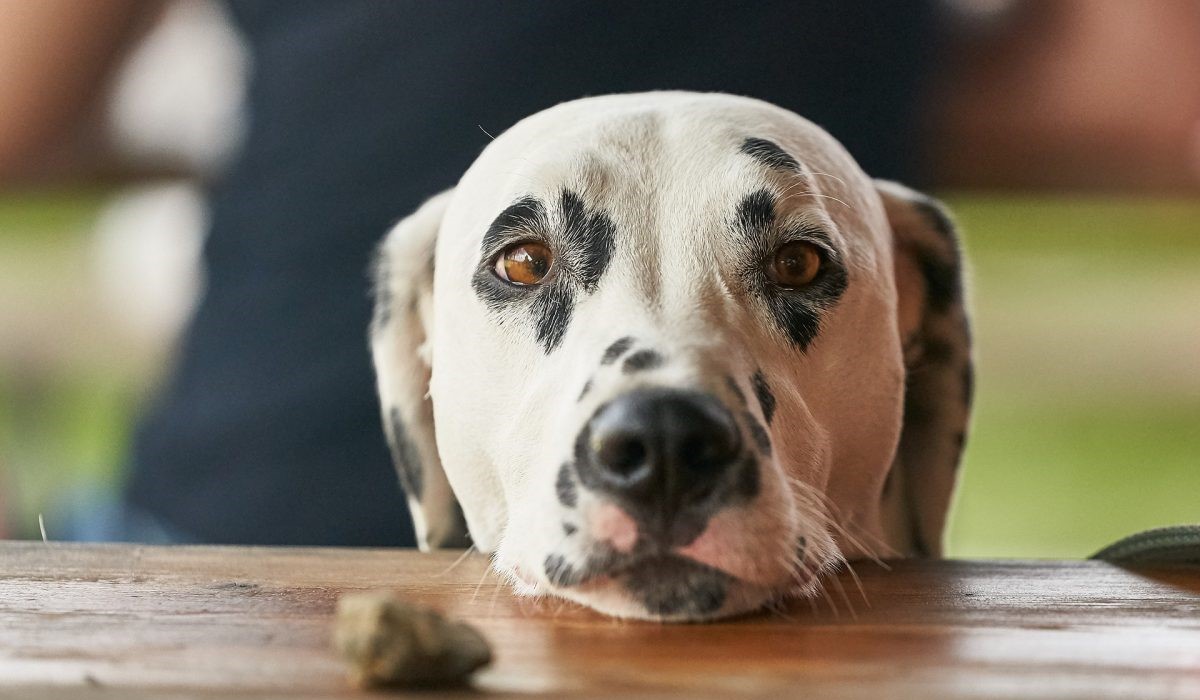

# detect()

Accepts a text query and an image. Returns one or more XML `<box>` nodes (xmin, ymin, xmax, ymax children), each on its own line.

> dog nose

<box><xmin>577</xmin><ymin>388</ymin><xmax>741</xmax><ymax>532</ymax></box>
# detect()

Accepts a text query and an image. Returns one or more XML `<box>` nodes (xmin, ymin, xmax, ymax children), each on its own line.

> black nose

<box><xmin>576</xmin><ymin>388</ymin><xmax>742</xmax><ymax>538</ymax></box>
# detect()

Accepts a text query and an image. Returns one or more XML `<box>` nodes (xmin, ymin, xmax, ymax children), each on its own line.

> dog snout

<box><xmin>575</xmin><ymin>388</ymin><xmax>742</xmax><ymax>538</ymax></box>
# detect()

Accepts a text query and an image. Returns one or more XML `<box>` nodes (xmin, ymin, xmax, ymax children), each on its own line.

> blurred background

<box><xmin>0</xmin><ymin>0</ymin><xmax>1196</xmax><ymax>557</ymax></box>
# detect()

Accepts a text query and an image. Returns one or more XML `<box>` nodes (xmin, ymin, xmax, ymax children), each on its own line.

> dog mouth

<box><xmin>536</xmin><ymin>530</ymin><xmax>823</xmax><ymax>620</ymax></box>
<box><xmin>553</xmin><ymin>552</ymin><xmax>734</xmax><ymax>618</ymax></box>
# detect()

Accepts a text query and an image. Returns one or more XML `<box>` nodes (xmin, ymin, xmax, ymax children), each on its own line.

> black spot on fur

<box><xmin>724</xmin><ymin>376</ymin><xmax>747</xmax><ymax>407</ymax></box>
<box><xmin>921</xmin><ymin>338</ymin><xmax>956</xmax><ymax>364</ymax></box>
<box><xmin>622</xmin><ymin>555</ymin><xmax>730</xmax><ymax>617</ymax></box>
<box><xmin>544</xmin><ymin>554</ymin><xmax>583</xmax><ymax>587</ymax></box>
<box><xmin>740</xmin><ymin>137</ymin><xmax>801</xmax><ymax>172</ymax></box>
<box><xmin>736</xmin><ymin>188</ymin><xmax>777</xmax><ymax>232</ymax></box>
<box><xmin>907</xmin><ymin>197</ymin><xmax>964</xmax><ymax>315</ymax></box>
<box><xmin>743</xmin><ymin>411</ymin><xmax>772</xmax><ymax>457</ymax></box>
<box><xmin>578</xmin><ymin>378</ymin><xmax>593</xmax><ymax>401</ymax></box>
<box><xmin>555</xmin><ymin>463</ymin><xmax>578</xmax><ymax>508</ymax></box>
<box><xmin>563</xmin><ymin>522</ymin><xmax>578</xmax><ymax>536</ymax></box>
<box><xmin>531</xmin><ymin>282</ymin><xmax>575</xmax><ymax>352</ymax></box>
<box><xmin>914</xmin><ymin>198</ymin><xmax>958</xmax><ymax>244</ymax></box>
<box><xmin>796</xmin><ymin>536</ymin><xmax>807</xmax><ymax>563</ymax></box>
<box><xmin>601</xmin><ymin>336</ymin><xmax>634</xmax><ymax>365</ymax></box>
<box><xmin>385</xmin><ymin>407</ymin><xmax>423</xmax><ymax>499</ymax></box>
<box><xmin>917</xmin><ymin>247</ymin><xmax>961</xmax><ymax>314</ymax></box>
<box><xmin>735</xmin><ymin>189</ymin><xmax>849</xmax><ymax>351</ymax></box>
<box><xmin>558</xmin><ymin>189</ymin><xmax>617</xmax><ymax>292</ymax></box>
<box><xmin>750</xmin><ymin>371</ymin><xmax>776</xmax><ymax>425</ymax></box>
<box><xmin>622</xmin><ymin>349</ymin><xmax>664</xmax><ymax>373</ymax></box>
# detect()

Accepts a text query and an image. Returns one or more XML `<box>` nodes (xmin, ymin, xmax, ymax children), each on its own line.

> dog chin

<box><xmin>544</xmin><ymin>577</ymin><xmax>772</xmax><ymax>622</ymax></box>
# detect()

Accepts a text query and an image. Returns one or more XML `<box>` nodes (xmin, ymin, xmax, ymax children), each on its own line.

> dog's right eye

<box><xmin>494</xmin><ymin>242</ymin><xmax>553</xmax><ymax>285</ymax></box>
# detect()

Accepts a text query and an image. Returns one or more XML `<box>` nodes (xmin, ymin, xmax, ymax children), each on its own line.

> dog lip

<box><xmin>568</xmin><ymin>548</ymin><xmax>737</xmax><ymax>587</ymax></box>
<box><xmin>607</xmin><ymin>553</ymin><xmax>717</xmax><ymax>578</ymax></box>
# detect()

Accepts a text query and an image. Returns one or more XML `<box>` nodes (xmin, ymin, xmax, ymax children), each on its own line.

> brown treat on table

<box><xmin>333</xmin><ymin>590</ymin><xmax>492</xmax><ymax>688</ymax></box>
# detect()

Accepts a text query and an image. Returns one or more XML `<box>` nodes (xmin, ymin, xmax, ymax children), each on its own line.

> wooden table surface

<box><xmin>1</xmin><ymin>542</ymin><xmax>1198</xmax><ymax>699</ymax></box>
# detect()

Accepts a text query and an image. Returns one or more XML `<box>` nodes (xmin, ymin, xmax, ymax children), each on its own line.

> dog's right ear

<box><xmin>874</xmin><ymin>181</ymin><xmax>973</xmax><ymax>558</ymax></box>
<box><xmin>370</xmin><ymin>190</ymin><xmax>470</xmax><ymax>550</ymax></box>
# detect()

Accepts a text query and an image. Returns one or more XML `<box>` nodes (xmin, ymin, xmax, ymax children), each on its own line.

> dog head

<box><xmin>371</xmin><ymin>93</ymin><xmax>972</xmax><ymax>620</ymax></box>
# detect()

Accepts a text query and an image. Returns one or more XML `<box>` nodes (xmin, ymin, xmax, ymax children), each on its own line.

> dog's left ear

<box><xmin>370</xmin><ymin>189</ymin><xmax>471</xmax><ymax>550</ymax></box>
<box><xmin>875</xmin><ymin>181</ymin><xmax>974</xmax><ymax>557</ymax></box>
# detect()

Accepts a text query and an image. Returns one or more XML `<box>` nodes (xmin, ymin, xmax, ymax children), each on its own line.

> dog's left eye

<box><xmin>494</xmin><ymin>241</ymin><xmax>553</xmax><ymax>285</ymax></box>
<box><xmin>768</xmin><ymin>241</ymin><xmax>822</xmax><ymax>288</ymax></box>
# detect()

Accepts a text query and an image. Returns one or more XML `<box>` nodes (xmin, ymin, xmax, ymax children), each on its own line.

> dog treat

<box><xmin>333</xmin><ymin>591</ymin><xmax>491</xmax><ymax>688</ymax></box>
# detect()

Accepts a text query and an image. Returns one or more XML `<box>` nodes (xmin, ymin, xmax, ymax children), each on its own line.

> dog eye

<box><xmin>768</xmin><ymin>241</ymin><xmax>822</xmax><ymax>288</ymax></box>
<box><xmin>494</xmin><ymin>241</ymin><xmax>553</xmax><ymax>285</ymax></box>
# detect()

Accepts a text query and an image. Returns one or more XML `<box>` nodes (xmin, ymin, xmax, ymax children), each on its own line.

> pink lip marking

<box><xmin>677</xmin><ymin>522</ymin><xmax>725</xmax><ymax>571</ymax></box>
<box><xmin>590</xmin><ymin>502</ymin><xmax>638</xmax><ymax>553</ymax></box>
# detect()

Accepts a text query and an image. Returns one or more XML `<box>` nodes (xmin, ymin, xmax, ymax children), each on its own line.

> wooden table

<box><xmin>1</xmin><ymin>542</ymin><xmax>1197</xmax><ymax>699</ymax></box>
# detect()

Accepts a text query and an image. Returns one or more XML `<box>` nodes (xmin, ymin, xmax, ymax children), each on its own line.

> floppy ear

<box><xmin>370</xmin><ymin>190</ymin><xmax>471</xmax><ymax>550</ymax></box>
<box><xmin>875</xmin><ymin>181</ymin><xmax>974</xmax><ymax>557</ymax></box>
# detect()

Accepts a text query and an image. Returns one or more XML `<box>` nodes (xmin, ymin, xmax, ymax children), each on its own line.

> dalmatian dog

<box><xmin>371</xmin><ymin>92</ymin><xmax>972</xmax><ymax>621</ymax></box>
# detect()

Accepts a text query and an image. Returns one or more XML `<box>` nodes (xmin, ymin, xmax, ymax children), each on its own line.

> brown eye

<box><xmin>494</xmin><ymin>241</ymin><xmax>553</xmax><ymax>285</ymax></box>
<box><xmin>769</xmin><ymin>241</ymin><xmax>822</xmax><ymax>288</ymax></box>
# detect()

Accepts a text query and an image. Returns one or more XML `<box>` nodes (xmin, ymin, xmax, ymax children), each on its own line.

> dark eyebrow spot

<box><xmin>740</xmin><ymin>137</ymin><xmax>800</xmax><ymax>172</ymax></box>
<box><xmin>480</xmin><ymin>196</ymin><xmax>546</xmax><ymax>252</ymax></box>
<box><xmin>736</xmin><ymin>188</ymin><xmax>777</xmax><ymax>234</ymax></box>
<box><xmin>622</xmin><ymin>349</ymin><xmax>664</xmax><ymax>373</ymax></box>
<box><xmin>601</xmin><ymin>336</ymin><xmax>635</xmax><ymax>365</ymax></box>
<box><xmin>750</xmin><ymin>371</ymin><xmax>776</xmax><ymax>425</ymax></box>
<box><xmin>559</xmin><ymin>189</ymin><xmax>616</xmax><ymax>293</ymax></box>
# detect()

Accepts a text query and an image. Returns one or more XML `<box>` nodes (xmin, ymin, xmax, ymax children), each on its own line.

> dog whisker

<box><xmin>828</xmin><ymin>558</ymin><xmax>859</xmax><ymax>620</ymax></box>
<box><xmin>487</xmin><ymin>578</ymin><xmax>500</xmax><ymax>613</ymax></box>
<box><xmin>842</xmin><ymin>558</ymin><xmax>872</xmax><ymax>609</ymax></box>
<box><xmin>437</xmin><ymin>544</ymin><xmax>478</xmax><ymax>577</ymax></box>
<box><xmin>471</xmin><ymin>559</ymin><xmax>495</xmax><ymax>603</ymax></box>
<box><xmin>784</xmin><ymin>474</ymin><xmax>896</xmax><ymax>568</ymax></box>
<box><xmin>806</xmin><ymin>170</ymin><xmax>848</xmax><ymax>187</ymax></box>
<box><xmin>774</xmin><ymin>178</ymin><xmax>854</xmax><ymax>211</ymax></box>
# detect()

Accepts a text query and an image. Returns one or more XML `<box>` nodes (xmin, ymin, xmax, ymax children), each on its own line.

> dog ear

<box><xmin>370</xmin><ymin>190</ymin><xmax>471</xmax><ymax>550</ymax></box>
<box><xmin>875</xmin><ymin>181</ymin><xmax>974</xmax><ymax>557</ymax></box>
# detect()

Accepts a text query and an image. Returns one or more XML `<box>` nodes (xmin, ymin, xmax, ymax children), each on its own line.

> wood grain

<box><xmin>1</xmin><ymin>542</ymin><xmax>1198</xmax><ymax>699</ymax></box>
